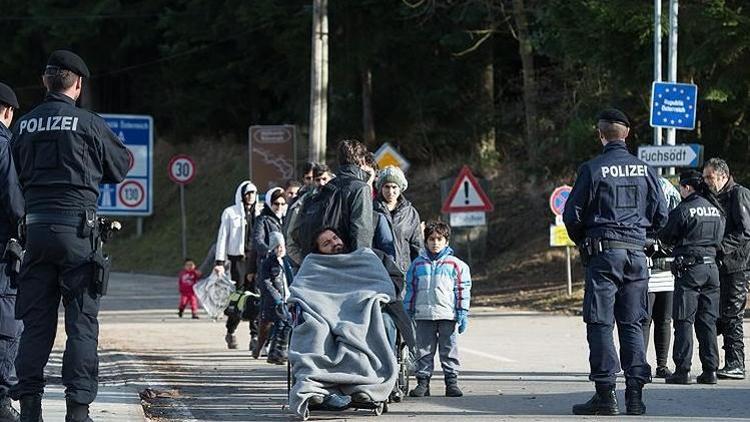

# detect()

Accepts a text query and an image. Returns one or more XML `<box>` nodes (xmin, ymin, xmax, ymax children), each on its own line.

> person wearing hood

<box><xmin>252</xmin><ymin>187</ymin><xmax>288</xmax><ymax>271</ymax></box>
<box><xmin>703</xmin><ymin>158</ymin><xmax>750</xmax><ymax>380</ymax></box>
<box><xmin>373</xmin><ymin>166</ymin><xmax>423</xmax><ymax>275</ymax></box>
<box><xmin>214</xmin><ymin>180</ymin><xmax>260</xmax><ymax>350</ymax></box>
<box><xmin>256</xmin><ymin>232</ymin><xmax>294</xmax><ymax>364</ymax></box>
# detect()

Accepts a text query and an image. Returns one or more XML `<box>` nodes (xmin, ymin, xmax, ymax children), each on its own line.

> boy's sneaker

<box><xmin>191</xmin><ymin>314</ymin><xmax>199</xmax><ymax>319</ymax></box>
<box><xmin>178</xmin><ymin>309</ymin><xmax>184</xmax><ymax>318</ymax></box>
<box><xmin>408</xmin><ymin>378</ymin><xmax>430</xmax><ymax>397</ymax></box>
<box><xmin>445</xmin><ymin>377</ymin><xmax>463</xmax><ymax>397</ymax></box>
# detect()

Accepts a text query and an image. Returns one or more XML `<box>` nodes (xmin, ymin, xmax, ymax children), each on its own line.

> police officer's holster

<box><xmin>581</xmin><ymin>238</ymin><xmax>652</xmax><ymax>385</ymax></box>
<box><xmin>10</xmin><ymin>210</ymin><xmax>103</xmax><ymax>405</ymax></box>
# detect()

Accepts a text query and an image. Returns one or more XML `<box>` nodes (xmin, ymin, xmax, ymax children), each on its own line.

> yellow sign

<box><xmin>374</xmin><ymin>142</ymin><xmax>410</xmax><ymax>172</ymax></box>
<box><xmin>550</xmin><ymin>224</ymin><xmax>575</xmax><ymax>247</ymax></box>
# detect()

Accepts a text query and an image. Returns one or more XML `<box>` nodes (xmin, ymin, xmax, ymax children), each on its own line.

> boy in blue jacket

<box><xmin>404</xmin><ymin>221</ymin><xmax>472</xmax><ymax>397</ymax></box>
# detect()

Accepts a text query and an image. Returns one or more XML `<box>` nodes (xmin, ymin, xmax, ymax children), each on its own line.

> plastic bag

<box><xmin>193</xmin><ymin>272</ymin><xmax>235</xmax><ymax>319</ymax></box>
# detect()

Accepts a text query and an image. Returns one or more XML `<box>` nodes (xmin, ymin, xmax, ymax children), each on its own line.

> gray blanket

<box><xmin>288</xmin><ymin>248</ymin><xmax>398</xmax><ymax>417</ymax></box>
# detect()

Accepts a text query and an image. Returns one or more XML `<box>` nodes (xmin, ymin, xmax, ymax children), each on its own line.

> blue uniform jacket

<box><xmin>0</xmin><ymin>122</ymin><xmax>24</xmax><ymax>243</ymax></box>
<box><xmin>563</xmin><ymin>140</ymin><xmax>668</xmax><ymax>246</ymax></box>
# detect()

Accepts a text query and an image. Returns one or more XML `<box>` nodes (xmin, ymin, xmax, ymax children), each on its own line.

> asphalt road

<box><xmin>92</xmin><ymin>272</ymin><xmax>750</xmax><ymax>421</ymax></box>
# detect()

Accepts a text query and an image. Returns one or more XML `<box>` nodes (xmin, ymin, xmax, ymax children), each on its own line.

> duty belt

<box><xmin>25</xmin><ymin>213</ymin><xmax>83</xmax><ymax>226</ymax></box>
<box><xmin>675</xmin><ymin>255</ymin><xmax>716</xmax><ymax>265</ymax></box>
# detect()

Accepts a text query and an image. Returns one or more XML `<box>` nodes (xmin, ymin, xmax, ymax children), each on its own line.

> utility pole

<box><xmin>666</xmin><ymin>0</ymin><xmax>678</xmax><ymax>175</ymax></box>
<box><xmin>309</xmin><ymin>0</ymin><xmax>329</xmax><ymax>163</ymax></box>
<box><xmin>653</xmin><ymin>0</ymin><xmax>662</xmax><ymax>150</ymax></box>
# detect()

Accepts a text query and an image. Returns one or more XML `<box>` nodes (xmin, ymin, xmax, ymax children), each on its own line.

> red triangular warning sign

<box><xmin>441</xmin><ymin>166</ymin><xmax>494</xmax><ymax>213</ymax></box>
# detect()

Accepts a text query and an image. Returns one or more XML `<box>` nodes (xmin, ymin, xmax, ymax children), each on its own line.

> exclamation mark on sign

<box><xmin>464</xmin><ymin>181</ymin><xmax>470</xmax><ymax>205</ymax></box>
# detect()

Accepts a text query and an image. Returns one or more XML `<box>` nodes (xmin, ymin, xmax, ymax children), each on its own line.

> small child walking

<box><xmin>404</xmin><ymin>220</ymin><xmax>472</xmax><ymax>397</ymax></box>
<box><xmin>178</xmin><ymin>258</ymin><xmax>202</xmax><ymax>319</ymax></box>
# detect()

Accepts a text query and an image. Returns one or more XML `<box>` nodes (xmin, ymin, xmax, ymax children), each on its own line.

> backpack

<box><xmin>297</xmin><ymin>182</ymin><xmax>344</xmax><ymax>255</ymax></box>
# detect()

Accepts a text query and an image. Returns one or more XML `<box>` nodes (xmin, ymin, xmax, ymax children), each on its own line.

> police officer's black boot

<box><xmin>18</xmin><ymin>394</ymin><xmax>42</xmax><ymax>422</ymax></box>
<box><xmin>624</xmin><ymin>380</ymin><xmax>646</xmax><ymax>416</ymax></box>
<box><xmin>444</xmin><ymin>376</ymin><xmax>463</xmax><ymax>397</ymax></box>
<box><xmin>64</xmin><ymin>399</ymin><xmax>92</xmax><ymax>422</ymax></box>
<box><xmin>696</xmin><ymin>371</ymin><xmax>718</xmax><ymax>384</ymax></box>
<box><xmin>571</xmin><ymin>383</ymin><xmax>619</xmax><ymax>416</ymax></box>
<box><xmin>0</xmin><ymin>396</ymin><xmax>20</xmax><ymax>422</ymax></box>
<box><xmin>224</xmin><ymin>332</ymin><xmax>238</xmax><ymax>350</ymax></box>
<box><xmin>408</xmin><ymin>377</ymin><xmax>430</xmax><ymax>397</ymax></box>
<box><xmin>665</xmin><ymin>368</ymin><xmax>690</xmax><ymax>384</ymax></box>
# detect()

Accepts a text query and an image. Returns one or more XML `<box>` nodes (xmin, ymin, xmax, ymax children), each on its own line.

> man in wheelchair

<box><xmin>286</xmin><ymin>228</ymin><xmax>415</xmax><ymax>418</ymax></box>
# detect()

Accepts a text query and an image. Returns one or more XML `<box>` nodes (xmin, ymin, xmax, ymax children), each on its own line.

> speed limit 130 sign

<box><xmin>168</xmin><ymin>154</ymin><xmax>196</xmax><ymax>185</ymax></box>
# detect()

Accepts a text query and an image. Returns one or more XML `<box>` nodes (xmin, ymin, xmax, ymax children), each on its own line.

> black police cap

<box><xmin>46</xmin><ymin>50</ymin><xmax>90</xmax><ymax>78</ymax></box>
<box><xmin>0</xmin><ymin>82</ymin><xmax>19</xmax><ymax>109</ymax></box>
<box><xmin>679</xmin><ymin>170</ymin><xmax>703</xmax><ymax>186</ymax></box>
<box><xmin>597</xmin><ymin>108</ymin><xmax>630</xmax><ymax>128</ymax></box>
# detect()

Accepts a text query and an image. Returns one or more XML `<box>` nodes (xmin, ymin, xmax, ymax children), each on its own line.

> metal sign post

<box><xmin>549</xmin><ymin>186</ymin><xmax>575</xmax><ymax>296</ymax></box>
<box><xmin>168</xmin><ymin>155</ymin><xmax>197</xmax><ymax>259</ymax></box>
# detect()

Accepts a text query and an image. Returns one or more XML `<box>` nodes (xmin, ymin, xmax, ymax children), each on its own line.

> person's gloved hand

<box><xmin>456</xmin><ymin>310</ymin><xmax>468</xmax><ymax>334</ymax></box>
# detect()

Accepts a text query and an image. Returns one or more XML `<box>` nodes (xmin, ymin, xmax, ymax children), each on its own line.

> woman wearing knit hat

<box><xmin>373</xmin><ymin>166</ymin><xmax>424</xmax><ymax>274</ymax></box>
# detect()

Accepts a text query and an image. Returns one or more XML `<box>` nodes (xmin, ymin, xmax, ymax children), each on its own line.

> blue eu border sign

<box><xmin>97</xmin><ymin>114</ymin><xmax>154</xmax><ymax>216</ymax></box>
<box><xmin>650</xmin><ymin>81</ymin><xmax>698</xmax><ymax>130</ymax></box>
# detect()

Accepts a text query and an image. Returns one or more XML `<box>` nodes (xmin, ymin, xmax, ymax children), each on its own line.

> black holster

<box><xmin>92</xmin><ymin>250</ymin><xmax>111</xmax><ymax>296</ymax></box>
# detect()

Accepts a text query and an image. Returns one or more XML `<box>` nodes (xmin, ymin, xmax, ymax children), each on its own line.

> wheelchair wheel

<box><xmin>300</xmin><ymin>408</ymin><xmax>310</xmax><ymax>421</ymax></box>
<box><xmin>373</xmin><ymin>402</ymin><xmax>385</xmax><ymax>416</ymax></box>
<box><xmin>397</xmin><ymin>342</ymin><xmax>410</xmax><ymax>397</ymax></box>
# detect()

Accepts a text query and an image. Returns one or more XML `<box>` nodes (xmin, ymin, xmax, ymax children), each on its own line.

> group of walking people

<box><xmin>209</xmin><ymin>139</ymin><xmax>473</xmax><ymax>405</ymax></box>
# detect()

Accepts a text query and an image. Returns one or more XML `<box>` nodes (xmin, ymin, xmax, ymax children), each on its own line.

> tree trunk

<box><xmin>512</xmin><ymin>0</ymin><xmax>539</xmax><ymax>165</ymax></box>
<box><xmin>361</xmin><ymin>64</ymin><xmax>376</xmax><ymax>146</ymax></box>
<box><xmin>477</xmin><ymin>39</ymin><xmax>497</xmax><ymax>164</ymax></box>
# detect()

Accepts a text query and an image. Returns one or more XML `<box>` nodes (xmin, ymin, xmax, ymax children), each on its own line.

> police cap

<box><xmin>0</xmin><ymin>82</ymin><xmax>19</xmax><ymax>109</ymax></box>
<box><xmin>597</xmin><ymin>108</ymin><xmax>630</xmax><ymax>128</ymax></box>
<box><xmin>46</xmin><ymin>50</ymin><xmax>90</xmax><ymax>78</ymax></box>
<box><xmin>679</xmin><ymin>170</ymin><xmax>703</xmax><ymax>186</ymax></box>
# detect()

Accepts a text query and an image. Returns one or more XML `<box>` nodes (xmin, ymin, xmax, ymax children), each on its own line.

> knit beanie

<box><xmin>268</xmin><ymin>231</ymin><xmax>285</xmax><ymax>253</ymax></box>
<box><xmin>376</xmin><ymin>166</ymin><xmax>408</xmax><ymax>192</ymax></box>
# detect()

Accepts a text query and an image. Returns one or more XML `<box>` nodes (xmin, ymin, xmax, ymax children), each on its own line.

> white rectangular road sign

<box><xmin>450</xmin><ymin>212</ymin><xmax>486</xmax><ymax>227</ymax></box>
<box><xmin>97</xmin><ymin>114</ymin><xmax>154</xmax><ymax>216</ymax></box>
<box><xmin>637</xmin><ymin>144</ymin><xmax>703</xmax><ymax>168</ymax></box>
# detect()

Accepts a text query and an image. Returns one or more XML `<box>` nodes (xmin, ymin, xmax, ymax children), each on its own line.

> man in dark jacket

<box><xmin>703</xmin><ymin>158</ymin><xmax>750</xmax><ymax>380</ymax></box>
<box><xmin>0</xmin><ymin>81</ymin><xmax>23</xmax><ymax>422</ymax></box>
<box><xmin>328</xmin><ymin>139</ymin><xmax>374</xmax><ymax>251</ymax></box>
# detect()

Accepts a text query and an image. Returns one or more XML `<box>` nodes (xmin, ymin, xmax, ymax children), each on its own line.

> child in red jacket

<box><xmin>178</xmin><ymin>258</ymin><xmax>202</xmax><ymax>319</ymax></box>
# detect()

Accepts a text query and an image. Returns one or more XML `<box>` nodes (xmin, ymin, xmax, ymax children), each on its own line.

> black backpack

<box><xmin>297</xmin><ymin>182</ymin><xmax>344</xmax><ymax>255</ymax></box>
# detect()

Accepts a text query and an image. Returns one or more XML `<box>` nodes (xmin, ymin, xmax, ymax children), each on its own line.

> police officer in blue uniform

<box><xmin>9</xmin><ymin>51</ymin><xmax>129</xmax><ymax>422</ymax></box>
<box><xmin>0</xmin><ymin>82</ymin><xmax>23</xmax><ymax>422</ymax></box>
<box><xmin>659</xmin><ymin>170</ymin><xmax>724</xmax><ymax>385</ymax></box>
<box><xmin>563</xmin><ymin>109</ymin><xmax>668</xmax><ymax>416</ymax></box>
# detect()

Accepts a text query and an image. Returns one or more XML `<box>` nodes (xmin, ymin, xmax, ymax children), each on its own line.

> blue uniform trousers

<box><xmin>10</xmin><ymin>223</ymin><xmax>99</xmax><ymax>405</ymax></box>
<box><xmin>0</xmin><ymin>263</ymin><xmax>22</xmax><ymax>399</ymax></box>
<box><xmin>583</xmin><ymin>249</ymin><xmax>651</xmax><ymax>385</ymax></box>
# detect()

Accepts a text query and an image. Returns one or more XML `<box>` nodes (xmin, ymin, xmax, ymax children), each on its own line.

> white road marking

<box><xmin>461</xmin><ymin>346</ymin><xmax>517</xmax><ymax>363</ymax></box>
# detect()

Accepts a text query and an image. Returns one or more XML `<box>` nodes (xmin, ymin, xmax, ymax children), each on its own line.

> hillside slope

<box><xmin>108</xmin><ymin>139</ymin><xmax>584</xmax><ymax>298</ymax></box>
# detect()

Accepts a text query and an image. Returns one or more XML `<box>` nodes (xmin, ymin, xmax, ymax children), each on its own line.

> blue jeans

<box><xmin>413</xmin><ymin>319</ymin><xmax>459</xmax><ymax>380</ymax></box>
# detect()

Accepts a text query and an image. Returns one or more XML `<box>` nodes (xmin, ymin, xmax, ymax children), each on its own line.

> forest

<box><xmin>2</xmin><ymin>0</ymin><xmax>749</xmax><ymax>175</ymax></box>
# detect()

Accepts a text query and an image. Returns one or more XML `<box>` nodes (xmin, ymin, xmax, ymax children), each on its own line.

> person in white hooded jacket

<box><xmin>213</xmin><ymin>180</ymin><xmax>260</xmax><ymax>350</ymax></box>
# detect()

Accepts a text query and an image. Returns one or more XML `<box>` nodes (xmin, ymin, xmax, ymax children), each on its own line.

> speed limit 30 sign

<box><xmin>168</xmin><ymin>155</ymin><xmax>196</xmax><ymax>185</ymax></box>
